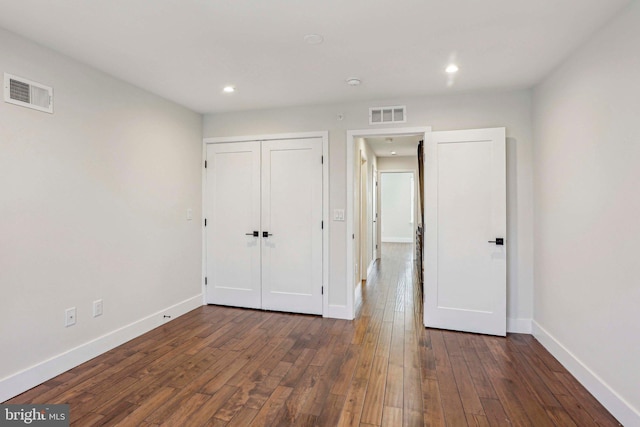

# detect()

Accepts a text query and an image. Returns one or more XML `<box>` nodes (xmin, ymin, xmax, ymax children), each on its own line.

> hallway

<box><xmin>6</xmin><ymin>244</ymin><xmax>619</xmax><ymax>426</ymax></box>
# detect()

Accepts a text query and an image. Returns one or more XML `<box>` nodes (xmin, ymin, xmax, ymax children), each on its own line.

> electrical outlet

<box><xmin>65</xmin><ymin>307</ymin><xmax>76</xmax><ymax>327</ymax></box>
<box><xmin>93</xmin><ymin>299</ymin><xmax>103</xmax><ymax>317</ymax></box>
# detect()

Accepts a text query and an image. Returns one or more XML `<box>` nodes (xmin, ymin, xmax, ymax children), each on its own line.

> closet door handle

<box><xmin>263</xmin><ymin>231</ymin><xmax>273</xmax><ymax>238</ymax></box>
<box><xmin>488</xmin><ymin>238</ymin><xmax>504</xmax><ymax>245</ymax></box>
<box><xmin>246</xmin><ymin>231</ymin><xmax>259</xmax><ymax>237</ymax></box>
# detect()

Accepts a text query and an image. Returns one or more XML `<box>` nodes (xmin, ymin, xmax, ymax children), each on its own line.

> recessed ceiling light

<box><xmin>346</xmin><ymin>78</ymin><xmax>361</xmax><ymax>86</ymax></box>
<box><xmin>445</xmin><ymin>64</ymin><xmax>459</xmax><ymax>74</ymax></box>
<box><xmin>391</xmin><ymin>151</ymin><xmax>397</xmax><ymax>156</ymax></box>
<box><xmin>222</xmin><ymin>85</ymin><xmax>235</xmax><ymax>93</ymax></box>
<box><xmin>304</xmin><ymin>34</ymin><xmax>324</xmax><ymax>45</ymax></box>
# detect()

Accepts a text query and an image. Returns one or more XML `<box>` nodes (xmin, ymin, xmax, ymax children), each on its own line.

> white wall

<box><xmin>0</xmin><ymin>28</ymin><xmax>203</xmax><ymax>400</ymax></box>
<box><xmin>354</xmin><ymin>138</ymin><xmax>377</xmax><ymax>278</ymax></box>
<box><xmin>381</xmin><ymin>172</ymin><xmax>414</xmax><ymax>242</ymax></box>
<box><xmin>203</xmin><ymin>89</ymin><xmax>534</xmax><ymax>330</ymax></box>
<box><xmin>532</xmin><ymin>2</ymin><xmax>640</xmax><ymax>424</ymax></box>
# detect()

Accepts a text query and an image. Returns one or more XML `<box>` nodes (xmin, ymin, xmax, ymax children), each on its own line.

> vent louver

<box><xmin>4</xmin><ymin>73</ymin><xmax>53</xmax><ymax>113</ymax></box>
<box><xmin>369</xmin><ymin>105</ymin><xmax>406</xmax><ymax>125</ymax></box>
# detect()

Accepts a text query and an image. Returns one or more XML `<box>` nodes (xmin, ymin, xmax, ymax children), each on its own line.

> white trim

<box><xmin>202</xmin><ymin>142</ymin><xmax>208</xmax><ymax>305</ymax></box>
<box><xmin>533</xmin><ymin>321</ymin><xmax>639</xmax><ymax>426</ymax></box>
<box><xmin>204</xmin><ymin>131</ymin><xmax>326</xmax><ymax>145</ymax></box>
<box><xmin>0</xmin><ymin>294</ymin><xmax>202</xmax><ymax>402</ymax></box>
<box><xmin>347</xmin><ymin>127</ymin><xmax>431</xmax><ymax>321</ymax></box>
<box><xmin>382</xmin><ymin>237</ymin><xmax>413</xmax><ymax>243</ymax></box>
<box><xmin>366</xmin><ymin>259</ymin><xmax>376</xmax><ymax>277</ymax></box>
<box><xmin>506</xmin><ymin>317</ymin><xmax>532</xmax><ymax>334</ymax></box>
<box><xmin>202</xmin><ymin>131</ymin><xmax>330</xmax><ymax>318</ymax></box>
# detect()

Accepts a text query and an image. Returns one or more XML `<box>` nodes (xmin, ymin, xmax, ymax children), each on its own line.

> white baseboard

<box><xmin>354</xmin><ymin>279</ymin><xmax>363</xmax><ymax>312</ymax></box>
<box><xmin>532</xmin><ymin>321</ymin><xmax>639</xmax><ymax>426</ymax></box>
<box><xmin>507</xmin><ymin>317</ymin><xmax>532</xmax><ymax>334</ymax></box>
<box><xmin>0</xmin><ymin>294</ymin><xmax>203</xmax><ymax>402</ymax></box>
<box><xmin>366</xmin><ymin>260</ymin><xmax>376</xmax><ymax>277</ymax></box>
<box><xmin>382</xmin><ymin>237</ymin><xmax>413</xmax><ymax>243</ymax></box>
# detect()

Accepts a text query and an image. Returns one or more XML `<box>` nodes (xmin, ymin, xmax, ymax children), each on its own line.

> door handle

<box><xmin>245</xmin><ymin>231</ymin><xmax>259</xmax><ymax>237</ymax></box>
<box><xmin>488</xmin><ymin>238</ymin><xmax>504</xmax><ymax>245</ymax></box>
<box><xmin>263</xmin><ymin>231</ymin><xmax>273</xmax><ymax>238</ymax></box>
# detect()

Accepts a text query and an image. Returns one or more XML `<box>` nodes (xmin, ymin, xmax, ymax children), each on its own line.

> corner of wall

<box><xmin>532</xmin><ymin>321</ymin><xmax>640</xmax><ymax>426</ymax></box>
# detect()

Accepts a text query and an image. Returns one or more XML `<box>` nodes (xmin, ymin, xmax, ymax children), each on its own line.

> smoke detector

<box><xmin>346</xmin><ymin>78</ymin><xmax>361</xmax><ymax>86</ymax></box>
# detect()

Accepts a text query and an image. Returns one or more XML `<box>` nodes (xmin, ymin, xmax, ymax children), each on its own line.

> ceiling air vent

<box><xmin>4</xmin><ymin>73</ymin><xmax>53</xmax><ymax>114</ymax></box>
<box><xmin>369</xmin><ymin>105</ymin><xmax>406</xmax><ymax>125</ymax></box>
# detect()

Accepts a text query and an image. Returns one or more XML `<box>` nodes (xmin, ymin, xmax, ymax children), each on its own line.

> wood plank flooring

<box><xmin>5</xmin><ymin>243</ymin><xmax>621</xmax><ymax>426</ymax></box>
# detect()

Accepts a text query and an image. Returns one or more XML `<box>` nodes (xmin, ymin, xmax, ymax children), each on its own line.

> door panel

<box><xmin>424</xmin><ymin>128</ymin><xmax>506</xmax><ymax>336</ymax></box>
<box><xmin>261</xmin><ymin>138</ymin><xmax>323</xmax><ymax>315</ymax></box>
<box><xmin>205</xmin><ymin>142</ymin><xmax>261</xmax><ymax>309</ymax></box>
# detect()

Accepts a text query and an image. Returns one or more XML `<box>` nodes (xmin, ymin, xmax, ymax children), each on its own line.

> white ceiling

<box><xmin>366</xmin><ymin>136</ymin><xmax>422</xmax><ymax>158</ymax></box>
<box><xmin>0</xmin><ymin>0</ymin><xmax>630</xmax><ymax>114</ymax></box>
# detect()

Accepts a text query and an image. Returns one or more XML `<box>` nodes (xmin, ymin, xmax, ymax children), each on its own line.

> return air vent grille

<box><xmin>4</xmin><ymin>73</ymin><xmax>53</xmax><ymax>113</ymax></box>
<box><xmin>369</xmin><ymin>105</ymin><xmax>406</xmax><ymax>125</ymax></box>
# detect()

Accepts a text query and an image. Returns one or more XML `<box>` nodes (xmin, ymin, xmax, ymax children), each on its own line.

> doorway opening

<box><xmin>346</xmin><ymin>127</ymin><xmax>430</xmax><ymax>319</ymax></box>
<box><xmin>380</xmin><ymin>171</ymin><xmax>416</xmax><ymax>252</ymax></box>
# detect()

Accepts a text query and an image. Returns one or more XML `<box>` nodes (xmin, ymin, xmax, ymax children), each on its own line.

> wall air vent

<box><xmin>369</xmin><ymin>105</ymin><xmax>406</xmax><ymax>125</ymax></box>
<box><xmin>4</xmin><ymin>73</ymin><xmax>53</xmax><ymax>114</ymax></box>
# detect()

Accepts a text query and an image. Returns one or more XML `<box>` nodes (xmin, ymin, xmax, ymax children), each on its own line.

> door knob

<box><xmin>263</xmin><ymin>231</ymin><xmax>273</xmax><ymax>238</ymax></box>
<box><xmin>245</xmin><ymin>231</ymin><xmax>259</xmax><ymax>237</ymax></box>
<box><xmin>488</xmin><ymin>238</ymin><xmax>504</xmax><ymax>245</ymax></box>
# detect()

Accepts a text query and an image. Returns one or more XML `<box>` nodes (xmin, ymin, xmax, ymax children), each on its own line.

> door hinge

<box><xmin>205</xmin><ymin>277</ymin><xmax>208</xmax><ymax>285</ymax></box>
<box><xmin>321</xmin><ymin>286</ymin><xmax>324</xmax><ymax>295</ymax></box>
<box><xmin>321</xmin><ymin>155</ymin><xmax>324</xmax><ymax>164</ymax></box>
<box><xmin>204</xmin><ymin>218</ymin><xmax>207</xmax><ymax>227</ymax></box>
<box><xmin>204</xmin><ymin>160</ymin><xmax>207</xmax><ymax>168</ymax></box>
<box><xmin>352</xmin><ymin>234</ymin><xmax>355</xmax><ymax>239</ymax></box>
<box><xmin>321</xmin><ymin>220</ymin><xmax>324</xmax><ymax>229</ymax></box>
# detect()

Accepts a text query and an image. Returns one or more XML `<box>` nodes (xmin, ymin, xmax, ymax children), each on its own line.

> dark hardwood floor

<box><xmin>6</xmin><ymin>243</ymin><xmax>621</xmax><ymax>426</ymax></box>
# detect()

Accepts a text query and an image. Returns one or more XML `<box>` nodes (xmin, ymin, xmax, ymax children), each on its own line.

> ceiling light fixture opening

<box><xmin>391</xmin><ymin>151</ymin><xmax>397</xmax><ymax>156</ymax></box>
<box><xmin>222</xmin><ymin>85</ymin><xmax>235</xmax><ymax>93</ymax></box>
<box><xmin>304</xmin><ymin>34</ymin><xmax>324</xmax><ymax>45</ymax></box>
<box><xmin>346</xmin><ymin>78</ymin><xmax>361</xmax><ymax>86</ymax></box>
<box><xmin>445</xmin><ymin>64</ymin><xmax>459</xmax><ymax>74</ymax></box>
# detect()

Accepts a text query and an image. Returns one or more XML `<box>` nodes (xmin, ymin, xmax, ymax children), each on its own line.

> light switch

<box><xmin>187</xmin><ymin>208</ymin><xmax>193</xmax><ymax>220</ymax></box>
<box><xmin>333</xmin><ymin>209</ymin><xmax>345</xmax><ymax>221</ymax></box>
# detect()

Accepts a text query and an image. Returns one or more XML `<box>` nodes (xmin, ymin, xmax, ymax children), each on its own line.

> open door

<box><xmin>424</xmin><ymin>128</ymin><xmax>506</xmax><ymax>336</ymax></box>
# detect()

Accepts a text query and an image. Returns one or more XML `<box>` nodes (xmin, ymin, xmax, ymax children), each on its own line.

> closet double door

<box><xmin>205</xmin><ymin>138</ymin><xmax>323</xmax><ymax>315</ymax></box>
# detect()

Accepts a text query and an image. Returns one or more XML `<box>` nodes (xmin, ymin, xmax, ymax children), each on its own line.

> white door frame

<box><xmin>346</xmin><ymin>126</ymin><xmax>431</xmax><ymax>319</ymax></box>
<box><xmin>202</xmin><ymin>131</ymin><xmax>330</xmax><ymax>317</ymax></box>
<box><xmin>372</xmin><ymin>167</ymin><xmax>378</xmax><ymax>260</ymax></box>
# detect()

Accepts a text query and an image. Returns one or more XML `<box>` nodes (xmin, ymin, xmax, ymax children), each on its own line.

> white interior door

<box><xmin>261</xmin><ymin>138</ymin><xmax>323</xmax><ymax>315</ymax></box>
<box><xmin>424</xmin><ymin>128</ymin><xmax>506</xmax><ymax>336</ymax></box>
<box><xmin>205</xmin><ymin>141</ymin><xmax>261</xmax><ymax>309</ymax></box>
